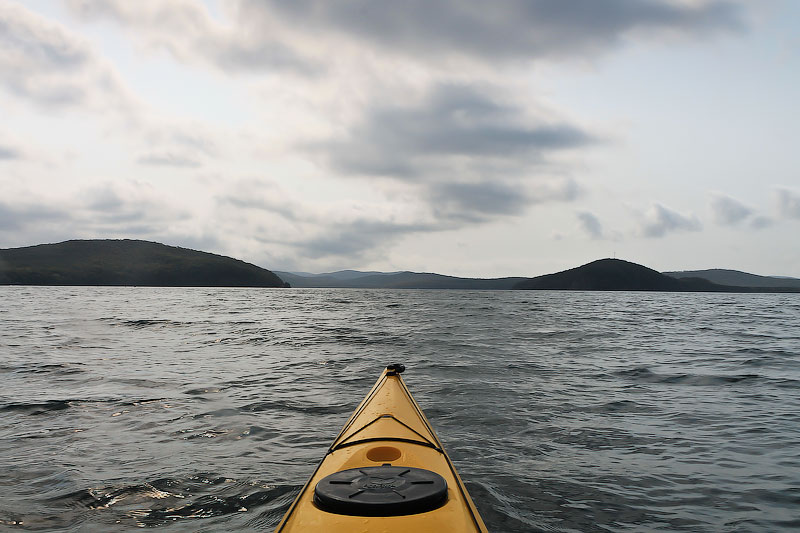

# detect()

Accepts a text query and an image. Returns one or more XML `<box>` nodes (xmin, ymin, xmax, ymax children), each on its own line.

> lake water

<box><xmin>1</xmin><ymin>287</ymin><xmax>799</xmax><ymax>532</ymax></box>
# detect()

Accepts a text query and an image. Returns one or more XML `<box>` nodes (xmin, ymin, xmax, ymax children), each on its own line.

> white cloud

<box><xmin>0</xmin><ymin>1</ymin><xmax>135</xmax><ymax>112</ymax></box>
<box><xmin>65</xmin><ymin>0</ymin><xmax>318</xmax><ymax>74</ymax></box>
<box><xmin>136</xmin><ymin>151</ymin><xmax>202</xmax><ymax>168</ymax></box>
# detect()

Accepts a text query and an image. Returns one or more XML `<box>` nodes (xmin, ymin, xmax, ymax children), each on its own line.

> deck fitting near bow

<box><xmin>386</xmin><ymin>363</ymin><xmax>405</xmax><ymax>375</ymax></box>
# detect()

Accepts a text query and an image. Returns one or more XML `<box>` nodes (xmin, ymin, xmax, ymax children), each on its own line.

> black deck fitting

<box><xmin>386</xmin><ymin>363</ymin><xmax>405</xmax><ymax>375</ymax></box>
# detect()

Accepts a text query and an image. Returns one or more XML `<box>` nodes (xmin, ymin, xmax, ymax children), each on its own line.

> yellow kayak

<box><xmin>275</xmin><ymin>364</ymin><xmax>488</xmax><ymax>532</ymax></box>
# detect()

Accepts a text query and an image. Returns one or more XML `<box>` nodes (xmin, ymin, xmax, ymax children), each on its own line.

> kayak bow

<box><xmin>275</xmin><ymin>364</ymin><xmax>488</xmax><ymax>532</ymax></box>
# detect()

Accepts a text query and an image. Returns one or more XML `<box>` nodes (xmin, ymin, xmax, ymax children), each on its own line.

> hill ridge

<box><xmin>664</xmin><ymin>268</ymin><xmax>800</xmax><ymax>288</ymax></box>
<box><xmin>275</xmin><ymin>269</ymin><xmax>526</xmax><ymax>289</ymax></box>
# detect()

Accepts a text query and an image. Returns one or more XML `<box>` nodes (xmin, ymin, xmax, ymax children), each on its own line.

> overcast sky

<box><xmin>2</xmin><ymin>0</ymin><xmax>798</xmax><ymax>277</ymax></box>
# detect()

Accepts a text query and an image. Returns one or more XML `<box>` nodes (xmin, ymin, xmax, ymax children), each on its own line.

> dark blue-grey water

<box><xmin>1</xmin><ymin>287</ymin><xmax>799</xmax><ymax>532</ymax></box>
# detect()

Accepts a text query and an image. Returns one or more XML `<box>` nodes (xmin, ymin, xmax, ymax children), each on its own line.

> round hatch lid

<box><xmin>314</xmin><ymin>465</ymin><xmax>448</xmax><ymax>516</ymax></box>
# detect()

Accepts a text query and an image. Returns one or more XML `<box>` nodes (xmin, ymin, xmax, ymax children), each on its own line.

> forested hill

<box><xmin>0</xmin><ymin>240</ymin><xmax>286</xmax><ymax>287</ymax></box>
<box><xmin>513</xmin><ymin>259</ymin><xmax>800</xmax><ymax>292</ymax></box>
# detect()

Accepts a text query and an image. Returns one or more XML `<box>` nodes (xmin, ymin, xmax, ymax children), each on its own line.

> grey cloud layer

<box><xmin>242</xmin><ymin>0</ymin><xmax>743</xmax><ymax>61</ymax></box>
<box><xmin>430</xmin><ymin>181</ymin><xmax>532</xmax><ymax>223</ymax></box>
<box><xmin>315</xmin><ymin>84</ymin><xmax>592</xmax><ymax>180</ymax></box>
<box><xmin>427</xmin><ymin>177</ymin><xmax>580</xmax><ymax>224</ymax></box>
<box><xmin>65</xmin><ymin>0</ymin><xmax>744</xmax><ymax>74</ymax></box>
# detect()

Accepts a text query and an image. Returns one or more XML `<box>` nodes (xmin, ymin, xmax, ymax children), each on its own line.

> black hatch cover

<box><xmin>314</xmin><ymin>465</ymin><xmax>448</xmax><ymax>516</ymax></box>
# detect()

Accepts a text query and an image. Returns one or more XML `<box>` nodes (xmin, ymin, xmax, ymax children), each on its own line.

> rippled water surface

<box><xmin>2</xmin><ymin>287</ymin><xmax>799</xmax><ymax>532</ymax></box>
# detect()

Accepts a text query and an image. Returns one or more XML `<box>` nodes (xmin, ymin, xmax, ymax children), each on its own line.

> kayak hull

<box><xmin>275</xmin><ymin>366</ymin><xmax>487</xmax><ymax>532</ymax></box>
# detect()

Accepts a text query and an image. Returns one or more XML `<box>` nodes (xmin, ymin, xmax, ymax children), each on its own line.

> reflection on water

<box><xmin>1</xmin><ymin>287</ymin><xmax>799</xmax><ymax>531</ymax></box>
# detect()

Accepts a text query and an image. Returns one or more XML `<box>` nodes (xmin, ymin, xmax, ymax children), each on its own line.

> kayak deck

<box><xmin>275</xmin><ymin>364</ymin><xmax>488</xmax><ymax>532</ymax></box>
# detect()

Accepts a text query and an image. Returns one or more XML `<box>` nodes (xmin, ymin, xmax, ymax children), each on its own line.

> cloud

<box><xmin>0</xmin><ymin>2</ymin><xmax>233</xmax><ymax>175</ymax></box>
<box><xmin>81</xmin><ymin>182</ymin><xmax>192</xmax><ymax>230</ymax></box>
<box><xmin>239</xmin><ymin>177</ymin><xmax>581</xmax><ymax>263</ymax></box>
<box><xmin>85</xmin><ymin>186</ymin><xmax>124</xmax><ymax>211</ymax></box>
<box><xmin>749</xmin><ymin>216</ymin><xmax>773</xmax><ymax>229</ymax></box>
<box><xmin>1</xmin><ymin>2</ymin><xmax>226</xmax><ymax>166</ymax></box>
<box><xmin>776</xmin><ymin>188</ymin><xmax>800</xmax><ymax>219</ymax></box>
<box><xmin>0</xmin><ymin>1</ymin><xmax>90</xmax><ymax>106</ymax></box>
<box><xmin>137</xmin><ymin>151</ymin><xmax>202</xmax><ymax>168</ymax></box>
<box><xmin>218</xmin><ymin>191</ymin><xmax>305</xmax><ymax>224</ymax></box>
<box><xmin>430</xmin><ymin>176</ymin><xmax>579</xmax><ymax>223</ymax></box>
<box><xmin>577</xmin><ymin>211</ymin><xmax>603</xmax><ymax>239</ymax></box>
<box><xmin>301</xmin><ymin>84</ymin><xmax>590</xmax><ymax>232</ymax></box>
<box><xmin>0</xmin><ymin>182</ymin><xmax>194</xmax><ymax>248</ymax></box>
<box><xmin>65</xmin><ymin>0</ymin><xmax>318</xmax><ymax>74</ymax></box>
<box><xmin>289</xmin><ymin>218</ymin><xmax>438</xmax><ymax>262</ymax></box>
<box><xmin>430</xmin><ymin>181</ymin><xmax>531</xmax><ymax>223</ymax></box>
<box><xmin>312</xmin><ymin>84</ymin><xmax>593</xmax><ymax>181</ymax></box>
<box><xmin>219</xmin><ymin>181</ymin><xmax>443</xmax><ymax>264</ymax></box>
<box><xmin>710</xmin><ymin>193</ymin><xmax>753</xmax><ymax>225</ymax></box>
<box><xmin>64</xmin><ymin>0</ymin><xmax>745</xmax><ymax>78</ymax></box>
<box><xmin>0</xmin><ymin>143</ymin><xmax>21</xmax><ymax>160</ymax></box>
<box><xmin>530</xmin><ymin>178</ymin><xmax>581</xmax><ymax>203</ymax></box>
<box><xmin>0</xmin><ymin>200</ymin><xmax>68</xmax><ymax>231</ymax></box>
<box><xmin>641</xmin><ymin>203</ymin><xmax>702</xmax><ymax>238</ymax></box>
<box><xmin>240</xmin><ymin>0</ymin><xmax>744</xmax><ymax>63</ymax></box>
<box><xmin>0</xmin><ymin>1</ymin><xmax>133</xmax><ymax>111</ymax></box>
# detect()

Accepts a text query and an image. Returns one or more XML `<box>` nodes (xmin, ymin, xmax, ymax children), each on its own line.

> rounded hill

<box><xmin>0</xmin><ymin>239</ymin><xmax>286</xmax><ymax>287</ymax></box>
<box><xmin>513</xmin><ymin>258</ymin><xmax>719</xmax><ymax>291</ymax></box>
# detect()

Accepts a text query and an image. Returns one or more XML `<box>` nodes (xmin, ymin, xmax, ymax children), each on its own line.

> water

<box><xmin>1</xmin><ymin>287</ymin><xmax>799</xmax><ymax>532</ymax></box>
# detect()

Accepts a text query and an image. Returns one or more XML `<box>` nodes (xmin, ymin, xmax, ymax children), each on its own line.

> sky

<box><xmin>1</xmin><ymin>0</ymin><xmax>799</xmax><ymax>278</ymax></box>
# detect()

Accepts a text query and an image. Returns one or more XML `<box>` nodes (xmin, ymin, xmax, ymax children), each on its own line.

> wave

<box><xmin>0</xmin><ymin>400</ymin><xmax>74</xmax><ymax>416</ymax></box>
<box><xmin>238</xmin><ymin>399</ymin><xmax>347</xmax><ymax>416</ymax></box>
<box><xmin>614</xmin><ymin>366</ymin><xmax>800</xmax><ymax>388</ymax></box>
<box><xmin>0</xmin><ymin>397</ymin><xmax>167</xmax><ymax>416</ymax></box>
<box><xmin>49</xmin><ymin>475</ymin><xmax>298</xmax><ymax>528</ymax></box>
<box><xmin>1</xmin><ymin>362</ymin><xmax>87</xmax><ymax>376</ymax></box>
<box><xmin>100</xmin><ymin>318</ymin><xmax>188</xmax><ymax>329</ymax></box>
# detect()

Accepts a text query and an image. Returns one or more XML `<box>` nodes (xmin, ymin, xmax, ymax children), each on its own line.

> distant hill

<box><xmin>275</xmin><ymin>270</ymin><xmax>526</xmax><ymax>289</ymax></box>
<box><xmin>664</xmin><ymin>269</ymin><xmax>800</xmax><ymax>289</ymax></box>
<box><xmin>513</xmin><ymin>259</ymin><xmax>800</xmax><ymax>292</ymax></box>
<box><xmin>0</xmin><ymin>240</ymin><xmax>287</xmax><ymax>287</ymax></box>
<box><xmin>321</xmin><ymin>270</ymin><xmax>402</xmax><ymax>281</ymax></box>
